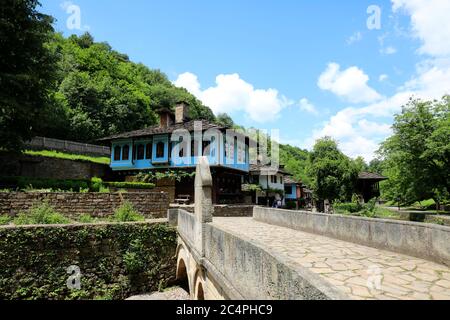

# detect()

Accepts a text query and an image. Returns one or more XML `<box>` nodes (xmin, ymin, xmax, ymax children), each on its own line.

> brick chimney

<box><xmin>175</xmin><ymin>101</ymin><xmax>190</xmax><ymax>124</ymax></box>
<box><xmin>157</xmin><ymin>108</ymin><xmax>174</xmax><ymax>128</ymax></box>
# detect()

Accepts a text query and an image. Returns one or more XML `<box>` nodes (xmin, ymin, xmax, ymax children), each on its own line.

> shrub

<box><xmin>113</xmin><ymin>202</ymin><xmax>144</xmax><ymax>222</ymax></box>
<box><xmin>105</xmin><ymin>182</ymin><xmax>155</xmax><ymax>190</ymax></box>
<box><xmin>285</xmin><ymin>201</ymin><xmax>297</xmax><ymax>210</ymax></box>
<box><xmin>78</xmin><ymin>214</ymin><xmax>94</xmax><ymax>224</ymax></box>
<box><xmin>90</xmin><ymin>177</ymin><xmax>103</xmax><ymax>192</ymax></box>
<box><xmin>0</xmin><ymin>215</ymin><xmax>11</xmax><ymax>225</ymax></box>
<box><xmin>333</xmin><ymin>202</ymin><xmax>362</xmax><ymax>214</ymax></box>
<box><xmin>14</xmin><ymin>202</ymin><xmax>71</xmax><ymax>225</ymax></box>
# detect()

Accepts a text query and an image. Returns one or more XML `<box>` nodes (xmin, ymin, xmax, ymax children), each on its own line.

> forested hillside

<box><xmin>39</xmin><ymin>32</ymin><xmax>215</xmax><ymax>142</ymax></box>
<box><xmin>280</xmin><ymin>144</ymin><xmax>311</xmax><ymax>186</ymax></box>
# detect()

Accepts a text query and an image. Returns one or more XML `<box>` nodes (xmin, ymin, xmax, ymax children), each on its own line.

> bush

<box><xmin>105</xmin><ymin>182</ymin><xmax>155</xmax><ymax>190</ymax></box>
<box><xmin>285</xmin><ymin>201</ymin><xmax>297</xmax><ymax>210</ymax></box>
<box><xmin>90</xmin><ymin>177</ymin><xmax>103</xmax><ymax>192</ymax></box>
<box><xmin>78</xmin><ymin>214</ymin><xmax>94</xmax><ymax>224</ymax></box>
<box><xmin>14</xmin><ymin>202</ymin><xmax>71</xmax><ymax>225</ymax></box>
<box><xmin>333</xmin><ymin>202</ymin><xmax>363</xmax><ymax>214</ymax></box>
<box><xmin>113</xmin><ymin>202</ymin><xmax>144</xmax><ymax>222</ymax></box>
<box><xmin>0</xmin><ymin>215</ymin><xmax>11</xmax><ymax>225</ymax></box>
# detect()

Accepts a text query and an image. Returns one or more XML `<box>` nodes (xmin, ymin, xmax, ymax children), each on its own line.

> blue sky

<box><xmin>41</xmin><ymin>0</ymin><xmax>450</xmax><ymax>160</ymax></box>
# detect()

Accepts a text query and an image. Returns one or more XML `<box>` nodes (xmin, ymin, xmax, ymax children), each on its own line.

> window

<box><xmin>113</xmin><ymin>146</ymin><xmax>121</xmax><ymax>161</ymax></box>
<box><xmin>156</xmin><ymin>141</ymin><xmax>165</xmax><ymax>158</ymax></box>
<box><xmin>132</xmin><ymin>145</ymin><xmax>136</xmax><ymax>160</ymax></box>
<box><xmin>280</xmin><ymin>176</ymin><xmax>283</xmax><ymax>184</ymax></box>
<box><xmin>285</xmin><ymin>186</ymin><xmax>291</xmax><ymax>194</ymax></box>
<box><xmin>137</xmin><ymin>145</ymin><xmax>145</xmax><ymax>160</ymax></box>
<box><xmin>145</xmin><ymin>143</ymin><xmax>152</xmax><ymax>159</ymax></box>
<box><xmin>122</xmin><ymin>145</ymin><xmax>130</xmax><ymax>161</ymax></box>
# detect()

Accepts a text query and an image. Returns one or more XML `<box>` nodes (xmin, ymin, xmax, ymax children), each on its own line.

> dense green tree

<box><xmin>307</xmin><ymin>137</ymin><xmax>358</xmax><ymax>208</ymax></box>
<box><xmin>353</xmin><ymin>156</ymin><xmax>369</xmax><ymax>173</ymax></box>
<box><xmin>216</xmin><ymin>113</ymin><xmax>235</xmax><ymax>128</ymax></box>
<box><xmin>279</xmin><ymin>144</ymin><xmax>311</xmax><ymax>186</ymax></box>
<box><xmin>34</xmin><ymin>32</ymin><xmax>215</xmax><ymax>142</ymax></box>
<box><xmin>378</xmin><ymin>97</ymin><xmax>450</xmax><ymax>207</ymax></box>
<box><xmin>367</xmin><ymin>158</ymin><xmax>384</xmax><ymax>175</ymax></box>
<box><xmin>0</xmin><ymin>0</ymin><xmax>57</xmax><ymax>150</ymax></box>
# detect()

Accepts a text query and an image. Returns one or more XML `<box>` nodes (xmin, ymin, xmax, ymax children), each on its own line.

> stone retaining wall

<box><xmin>254</xmin><ymin>207</ymin><xmax>450</xmax><ymax>267</ymax></box>
<box><xmin>0</xmin><ymin>153</ymin><xmax>111</xmax><ymax>181</ymax></box>
<box><xmin>0</xmin><ymin>220</ymin><xmax>177</xmax><ymax>300</ymax></box>
<box><xmin>0</xmin><ymin>192</ymin><xmax>169</xmax><ymax>219</ymax></box>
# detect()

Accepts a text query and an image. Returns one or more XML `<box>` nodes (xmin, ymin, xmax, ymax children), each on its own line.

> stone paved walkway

<box><xmin>213</xmin><ymin>217</ymin><xmax>450</xmax><ymax>300</ymax></box>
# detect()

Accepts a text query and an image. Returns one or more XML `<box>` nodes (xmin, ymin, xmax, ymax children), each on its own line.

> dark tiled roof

<box><xmin>358</xmin><ymin>172</ymin><xmax>388</xmax><ymax>180</ymax></box>
<box><xmin>284</xmin><ymin>176</ymin><xmax>300</xmax><ymax>185</ymax></box>
<box><xmin>250</xmin><ymin>164</ymin><xmax>292</xmax><ymax>176</ymax></box>
<box><xmin>98</xmin><ymin>120</ymin><xmax>225</xmax><ymax>142</ymax></box>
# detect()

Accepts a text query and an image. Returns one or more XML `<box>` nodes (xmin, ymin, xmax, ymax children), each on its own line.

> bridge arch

<box><xmin>193</xmin><ymin>267</ymin><xmax>206</xmax><ymax>300</ymax></box>
<box><xmin>176</xmin><ymin>244</ymin><xmax>191</xmax><ymax>294</ymax></box>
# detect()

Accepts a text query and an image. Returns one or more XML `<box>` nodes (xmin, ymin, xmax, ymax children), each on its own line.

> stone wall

<box><xmin>0</xmin><ymin>153</ymin><xmax>111</xmax><ymax>181</ymax></box>
<box><xmin>0</xmin><ymin>220</ymin><xmax>177</xmax><ymax>300</ymax></box>
<box><xmin>0</xmin><ymin>192</ymin><xmax>169</xmax><ymax>219</ymax></box>
<box><xmin>170</xmin><ymin>204</ymin><xmax>254</xmax><ymax>217</ymax></box>
<box><xmin>254</xmin><ymin>206</ymin><xmax>450</xmax><ymax>267</ymax></box>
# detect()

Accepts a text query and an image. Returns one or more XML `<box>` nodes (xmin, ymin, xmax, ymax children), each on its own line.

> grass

<box><xmin>0</xmin><ymin>215</ymin><xmax>12</xmax><ymax>225</ymax></box>
<box><xmin>24</xmin><ymin>150</ymin><xmax>110</xmax><ymax>165</ymax></box>
<box><xmin>112</xmin><ymin>201</ymin><xmax>145</xmax><ymax>222</ymax></box>
<box><xmin>14</xmin><ymin>202</ymin><xmax>71</xmax><ymax>225</ymax></box>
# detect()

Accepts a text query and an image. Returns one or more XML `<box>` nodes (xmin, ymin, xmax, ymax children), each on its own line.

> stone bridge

<box><xmin>168</xmin><ymin>157</ymin><xmax>450</xmax><ymax>300</ymax></box>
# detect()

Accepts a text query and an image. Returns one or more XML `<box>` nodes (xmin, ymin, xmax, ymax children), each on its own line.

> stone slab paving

<box><xmin>213</xmin><ymin>217</ymin><xmax>450</xmax><ymax>300</ymax></box>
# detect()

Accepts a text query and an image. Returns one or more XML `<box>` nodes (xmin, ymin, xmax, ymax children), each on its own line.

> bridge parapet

<box><xmin>171</xmin><ymin>157</ymin><xmax>348</xmax><ymax>300</ymax></box>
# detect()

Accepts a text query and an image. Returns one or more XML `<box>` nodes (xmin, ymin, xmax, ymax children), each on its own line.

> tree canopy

<box><xmin>307</xmin><ymin>137</ymin><xmax>359</xmax><ymax>204</ymax></box>
<box><xmin>0</xmin><ymin>0</ymin><xmax>57</xmax><ymax>150</ymax></box>
<box><xmin>378</xmin><ymin>97</ymin><xmax>450</xmax><ymax>205</ymax></box>
<box><xmin>39</xmin><ymin>32</ymin><xmax>216</xmax><ymax>142</ymax></box>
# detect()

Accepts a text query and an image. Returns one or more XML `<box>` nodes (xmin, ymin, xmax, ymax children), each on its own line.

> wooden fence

<box><xmin>26</xmin><ymin>137</ymin><xmax>110</xmax><ymax>157</ymax></box>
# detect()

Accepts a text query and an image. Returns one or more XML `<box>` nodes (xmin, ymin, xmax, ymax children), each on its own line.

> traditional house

<box><xmin>356</xmin><ymin>172</ymin><xmax>388</xmax><ymax>202</ymax></box>
<box><xmin>284</xmin><ymin>176</ymin><xmax>302</xmax><ymax>208</ymax></box>
<box><xmin>248</xmin><ymin>163</ymin><xmax>292</xmax><ymax>206</ymax></box>
<box><xmin>98</xmin><ymin>102</ymin><xmax>251</xmax><ymax>204</ymax></box>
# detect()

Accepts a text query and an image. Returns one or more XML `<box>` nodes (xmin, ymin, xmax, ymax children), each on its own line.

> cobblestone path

<box><xmin>213</xmin><ymin>217</ymin><xmax>450</xmax><ymax>300</ymax></box>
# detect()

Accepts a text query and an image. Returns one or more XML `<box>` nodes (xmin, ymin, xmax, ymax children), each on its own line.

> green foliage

<box><xmin>334</xmin><ymin>202</ymin><xmax>363</xmax><ymax>214</ymax></box>
<box><xmin>14</xmin><ymin>202</ymin><xmax>71</xmax><ymax>225</ymax></box>
<box><xmin>242</xmin><ymin>184</ymin><xmax>263</xmax><ymax>193</ymax></box>
<box><xmin>0</xmin><ymin>215</ymin><xmax>12</xmax><ymax>225</ymax></box>
<box><xmin>307</xmin><ymin>137</ymin><xmax>359</xmax><ymax>204</ymax></box>
<box><xmin>90</xmin><ymin>177</ymin><xmax>104</xmax><ymax>192</ymax></box>
<box><xmin>34</xmin><ymin>32</ymin><xmax>215</xmax><ymax>142</ymax></box>
<box><xmin>134</xmin><ymin>170</ymin><xmax>194</xmax><ymax>183</ymax></box>
<box><xmin>378</xmin><ymin>97</ymin><xmax>450</xmax><ymax>206</ymax></box>
<box><xmin>113</xmin><ymin>202</ymin><xmax>145</xmax><ymax>222</ymax></box>
<box><xmin>25</xmin><ymin>150</ymin><xmax>110</xmax><ymax>165</ymax></box>
<box><xmin>0</xmin><ymin>222</ymin><xmax>177</xmax><ymax>300</ymax></box>
<box><xmin>2</xmin><ymin>176</ymin><xmax>90</xmax><ymax>192</ymax></box>
<box><xmin>0</xmin><ymin>0</ymin><xmax>57</xmax><ymax>150</ymax></box>
<box><xmin>216</xmin><ymin>113</ymin><xmax>235</xmax><ymax>128</ymax></box>
<box><xmin>78</xmin><ymin>214</ymin><xmax>94</xmax><ymax>224</ymax></box>
<box><xmin>279</xmin><ymin>144</ymin><xmax>311</xmax><ymax>186</ymax></box>
<box><xmin>105</xmin><ymin>181</ymin><xmax>155</xmax><ymax>190</ymax></box>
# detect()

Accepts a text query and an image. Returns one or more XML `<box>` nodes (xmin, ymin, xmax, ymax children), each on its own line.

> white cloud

<box><xmin>379</xmin><ymin>74</ymin><xmax>389</xmax><ymax>82</ymax></box>
<box><xmin>347</xmin><ymin>31</ymin><xmax>362</xmax><ymax>45</ymax></box>
<box><xmin>392</xmin><ymin>0</ymin><xmax>450</xmax><ymax>57</ymax></box>
<box><xmin>305</xmin><ymin>1</ymin><xmax>450</xmax><ymax>161</ymax></box>
<box><xmin>380</xmin><ymin>46</ymin><xmax>397</xmax><ymax>55</ymax></box>
<box><xmin>299</xmin><ymin>98</ymin><xmax>319</xmax><ymax>115</ymax></box>
<box><xmin>317</xmin><ymin>63</ymin><xmax>382</xmax><ymax>104</ymax></box>
<box><xmin>173</xmin><ymin>72</ymin><xmax>292</xmax><ymax>123</ymax></box>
